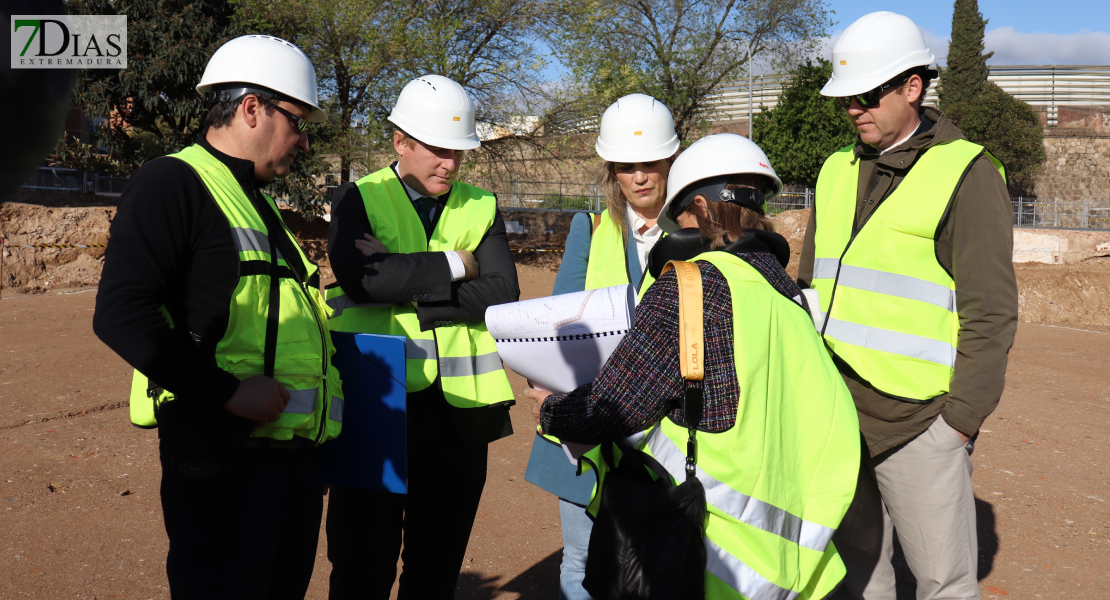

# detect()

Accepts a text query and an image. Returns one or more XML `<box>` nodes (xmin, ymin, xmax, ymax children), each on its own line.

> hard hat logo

<box><xmin>656</xmin><ymin>133</ymin><xmax>782</xmax><ymax>234</ymax></box>
<box><xmin>820</xmin><ymin>11</ymin><xmax>935</xmax><ymax>99</ymax></box>
<box><xmin>388</xmin><ymin>75</ymin><xmax>480</xmax><ymax>151</ymax></box>
<box><xmin>595</xmin><ymin>94</ymin><xmax>680</xmax><ymax>163</ymax></box>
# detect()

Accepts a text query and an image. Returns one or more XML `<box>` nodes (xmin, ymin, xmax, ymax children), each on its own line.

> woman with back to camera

<box><xmin>527</xmin><ymin>134</ymin><xmax>861</xmax><ymax>599</ymax></box>
<box><xmin>523</xmin><ymin>93</ymin><xmax>679</xmax><ymax>600</ymax></box>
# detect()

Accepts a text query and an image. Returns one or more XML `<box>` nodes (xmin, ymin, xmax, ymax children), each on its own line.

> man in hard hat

<box><xmin>525</xmin><ymin>93</ymin><xmax>679</xmax><ymax>600</ymax></box>
<box><xmin>798</xmin><ymin>11</ymin><xmax>1018</xmax><ymax>600</ymax></box>
<box><xmin>93</xmin><ymin>35</ymin><xmax>342</xmax><ymax>599</ymax></box>
<box><xmin>324</xmin><ymin>74</ymin><xmax>518</xmax><ymax>599</ymax></box>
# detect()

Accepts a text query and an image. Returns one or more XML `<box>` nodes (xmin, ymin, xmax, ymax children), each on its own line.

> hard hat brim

<box><xmin>389</xmin><ymin>116</ymin><xmax>480</xmax><ymax>150</ymax></box>
<box><xmin>595</xmin><ymin>136</ymin><xmax>680</xmax><ymax>163</ymax></box>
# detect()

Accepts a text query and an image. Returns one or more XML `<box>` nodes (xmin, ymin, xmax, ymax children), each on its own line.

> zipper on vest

<box><xmin>250</xmin><ymin>187</ymin><xmax>333</xmax><ymax>444</ymax></box>
<box><xmin>304</xmin><ymin>284</ymin><xmax>330</xmax><ymax>445</ymax></box>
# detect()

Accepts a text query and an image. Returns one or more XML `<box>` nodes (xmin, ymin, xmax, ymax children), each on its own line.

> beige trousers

<box><xmin>862</xmin><ymin>414</ymin><xmax>980</xmax><ymax>600</ymax></box>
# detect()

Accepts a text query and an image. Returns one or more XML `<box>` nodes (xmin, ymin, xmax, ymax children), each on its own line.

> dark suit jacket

<box><xmin>326</xmin><ymin>175</ymin><xmax>520</xmax><ymax>331</ymax></box>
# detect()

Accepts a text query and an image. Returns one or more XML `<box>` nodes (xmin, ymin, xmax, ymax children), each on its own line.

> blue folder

<box><xmin>318</xmin><ymin>332</ymin><xmax>408</xmax><ymax>494</ymax></box>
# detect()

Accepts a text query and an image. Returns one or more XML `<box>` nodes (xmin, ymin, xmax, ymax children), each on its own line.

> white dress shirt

<box><xmin>625</xmin><ymin>204</ymin><xmax>663</xmax><ymax>275</ymax></box>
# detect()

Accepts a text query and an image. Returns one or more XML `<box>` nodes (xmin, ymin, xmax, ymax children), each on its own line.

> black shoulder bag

<box><xmin>582</xmin><ymin>260</ymin><xmax>708</xmax><ymax>600</ymax></box>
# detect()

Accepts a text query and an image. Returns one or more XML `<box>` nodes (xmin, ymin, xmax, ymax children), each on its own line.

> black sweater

<box><xmin>94</xmin><ymin>137</ymin><xmax>295</xmax><ymax>432</ymax></box>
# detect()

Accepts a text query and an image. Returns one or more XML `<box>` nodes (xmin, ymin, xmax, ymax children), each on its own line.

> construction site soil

<box><xmin>1</xmin><ymin>196</ymin><xmax>1109</xmax><ymax>598</ymax></box>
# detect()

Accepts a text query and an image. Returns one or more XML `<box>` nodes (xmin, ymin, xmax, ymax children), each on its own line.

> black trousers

<box><xmin>326</xmin><ymin>384</ymin><xmax>489</xmax><ymax>599</ymax></box>
<box><xmin>159</xmin><ymin>436</ymin><xmax>324</xmax><ymax>600</ymax></box>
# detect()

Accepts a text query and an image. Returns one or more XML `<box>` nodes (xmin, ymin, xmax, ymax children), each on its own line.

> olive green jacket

<box><xmin>798</xmin><ymin>107</ymin><xmax>1018</xmax><ymax>457</ymax></box>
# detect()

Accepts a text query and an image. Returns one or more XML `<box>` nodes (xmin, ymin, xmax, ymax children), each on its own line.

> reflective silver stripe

<box><xmin>812</xmin><ymin>257</ymin><xmax>840</xmax><ymax>280</ymax></box>
<box><xmin>824</xmin><ymin>317</ymin><xmax>957</xmax><ymax>367</ymax></box>
<box><xmin>329</xmin><ymin>395</ymin><xmax>344</xmax><ymax>423</ymax></box>
<box><xmin>325</xmin><ymin>294</ymin><xmax>392</xmax><ymax>318</ymax></box>
<box><xmin>439</xmin><ymin>352</ymin><xmax>503</xmax><ymax>378</ymax></box>
<box><xmin>811</xmin><ymin>258</ymin><xmax>955</xmax><ymax>312</ymax></box>
<box><xmin>706</xmin><ymin>538</ymin><xmax>798</xmax><ymax>600</ymax></box>
<box><xmin>284</xmin><ymin>388</ymin><xmax>317</xmax><ymax>414</ymax></box>
<box><xmin>232</xmin><ymin>227</ymin><xmax>270</xmax><ymax>255</ymax></box>
<box><xmin>406</xmin><ymin>338</ymin><xmax>438</xmax><ymax>360</ymax></box>
<box><xmin>837</xmin><ymin>265</ymin><xmax>956</xmax><ymax>312</ymax></box>
<box><xmin>646</xmin><ymin>427</ymin><xmax>836</xmax><ymax>553</ymax></box>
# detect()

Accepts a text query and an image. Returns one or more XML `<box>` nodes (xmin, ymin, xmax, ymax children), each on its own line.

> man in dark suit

<box><xmin>323</xmin><ymin>74</ymin><xmax>519</xmax><ymax>600</ymax></box>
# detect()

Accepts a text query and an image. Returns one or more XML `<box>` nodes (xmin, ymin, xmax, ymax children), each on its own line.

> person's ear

<box><xmin>393</xmin><ymin>130</ymin><xmax>409</xmax><ymax>157</ymax></box>
<box><xmin>904</xmin><ymin>74</ymin><xmax>924</xmax><ymax>105</ymax></box>
<box><xmin>693</xmin><ymin>195</ymin><xmax>710</xmax><ymax>219</ymax></box>
<box><xmin>240</xmin><ymin>95</ymin><xmax>261</xmax><ymax>129</ymax></box>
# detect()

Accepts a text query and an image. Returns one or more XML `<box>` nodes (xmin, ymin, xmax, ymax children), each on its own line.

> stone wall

<box><xmin>1033</xmin><ymin>105</ymin><xmax>1110</xmax><ymax>203</ymax></box>
<box><xmin>1036</xmin><ymin>134</ymin><xmax>1110</xmax><ymax>203</ymax></box>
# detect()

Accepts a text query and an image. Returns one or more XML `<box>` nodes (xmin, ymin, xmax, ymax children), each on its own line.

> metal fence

<box><xmin>1012</xmin><ymin>197</ymin><xmax>1110</xmax><ymax>229</ymax></box>
<box><xmin>483</xmin><ymin>180</ymin><xmax>1110</xmax><ymax>231</ymax></box>
<box><xmin>21</xmin><ymin>167</ymin><xmax>129</xmax><ymax>196</ymax></box>
<box><xmin>474</xmin><ymin>179</ymin><xmax>607</xmax><ymax>212</ymax></box>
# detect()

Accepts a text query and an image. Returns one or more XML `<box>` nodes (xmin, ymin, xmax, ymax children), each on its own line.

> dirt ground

<box><xmin>2</xmin><ymin>261</ymin><xmax>1109</xmax><ymax>599</ymax></box>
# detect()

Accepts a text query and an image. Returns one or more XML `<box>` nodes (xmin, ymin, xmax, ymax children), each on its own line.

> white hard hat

<box><xmin>658</xmin><ymin>134</ymin><xmax>782</xmax><ymax>233</ymax></box>
<box><xmin>595</xmin><ymin>94</ymin><xmax>680</xmax><ymax>163</ymax></box>
<box><xmin>388</xmin><ymin>75</ymin><xmax>479</xmax><ymax>150</ymax></box>
<box><xmin>197</xmin><ymin>35</ymin><xmax>326</xmax><ymax>122</ymax></box>
<box><xmin>821</xmin><ymin>11</ymin><xmax>936</xmax><ymax>98</ymax></box>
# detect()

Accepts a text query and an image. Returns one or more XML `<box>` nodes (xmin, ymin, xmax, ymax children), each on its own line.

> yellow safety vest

<box><xmin>811</xmin><ymin>140</ymin><xmax>1006</xmax><ymax>401</ymax></box>
<box><xmin>128</xmin><ymin>144</ymin><xmax>344</xmax><ymax>443</ymax></box>
<box><xmin>324</xmin><ymin>167</ymin><xmax>513</xmax><ymax>410</ymax></box>
<box><xmin>581</xmin><ymin>251</ymin><xmax>860</xmax><ymax>599</ymax></box>
<box><xmin>584</xmin><ymin>209</ymin><xmax>658</xmax><ymax>295</ymax></box>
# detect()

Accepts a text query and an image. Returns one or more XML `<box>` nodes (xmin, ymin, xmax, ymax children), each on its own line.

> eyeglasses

<box><xmin>268</xmin><ymin>103</ymin><xmax>309</xmax><ymax>132</ymax></box>
<box><xmin>836</xmin><ymin>74</ymin><xmax>912</xmax><ymax>109</ymax></box>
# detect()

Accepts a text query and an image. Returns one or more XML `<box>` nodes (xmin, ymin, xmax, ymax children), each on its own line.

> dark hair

<box><xmin>202</xmin><ymin>92</ymin><xmax>278</xmax><ymax>132</ymax></box>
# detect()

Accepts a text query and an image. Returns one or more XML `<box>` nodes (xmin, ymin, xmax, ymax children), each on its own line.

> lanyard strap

<box><xmin>665</xmin><ymin>260</ymin><xmax>705</xmax><ymax>481</ymax></box>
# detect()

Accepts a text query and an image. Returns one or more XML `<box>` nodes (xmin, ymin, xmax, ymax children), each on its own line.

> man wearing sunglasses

<box><xmin>94</xmin><ymin>35</ymin><xmax>342</xmax><ymax>599</ymax></box>
<box><xmin>797</xmin><ymin>11</ymin><xmax>1017</xmax><ymax>600</ymax></box>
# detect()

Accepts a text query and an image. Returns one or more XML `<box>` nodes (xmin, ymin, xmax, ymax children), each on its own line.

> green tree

<box><xmin>53</xmin><ymin>0</ymin><xmax>235</xmax><ymax>175</ymax></box>
<box><xmin>946</xmin><ymin>83</ymin><xmax>1045</xmax><ymax>194</ymax></box>
<box><xmin>234</xmin><ymin>0</ymin><xmax>418</xmax><ymax>188</ymax></box>
<box><xmin>545</xmin><ymin>0</ymin><xmax>833</xmax><ymax>143</ymax></box>
<box><xmin>941</xmin><ymin>0</ymin><xmax>1044</xmax><ymax>194</ymax></box>
<box><xmin>234</xmin><ymin>0</ymin><xmax>551</xmax><ymax>187</ymax></box>
<box><xmin>940</xmin><ymin>0</ymin><xmax>993</xmax><ymax>110</ymax></box>
<box><xmin>751</xmin><ymin>59</ymin><xmax>855</xmax><ymax>186</ymax></box>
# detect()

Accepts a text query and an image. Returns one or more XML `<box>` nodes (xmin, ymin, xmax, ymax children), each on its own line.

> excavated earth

<box><xmin>1</xmin><ymin>196</ymin><xmax>1109</xmax><ymax>599</ymax></box>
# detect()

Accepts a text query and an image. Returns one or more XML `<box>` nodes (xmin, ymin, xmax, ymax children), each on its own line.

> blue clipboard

<box><xmin>318</xmin><ymin>332</ymin><xmax>408</xmax><ymax>494</ymax></box>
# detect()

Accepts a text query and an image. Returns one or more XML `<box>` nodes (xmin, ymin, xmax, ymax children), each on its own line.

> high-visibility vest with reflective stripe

<box><xmin>812</xmin><ymin>140</ymin><xmax>1005</xmax><ymax>401</ymax></box>
<box><xmin>580</xmin><ymin>251</ymin><xmax>860</xmax><ymax>599</ymax></box>
<box><xmin>584</xmin><ymin>209</ymin><xmax>657</xmax><ymax>296</ymax></box>
<box><xmin>127</xmin><ymin>144</ymin><xmax>344</xmax><ymax>442</ymax></box>
<box><xmin>324</xmin><ymin>167</ymin><xmax>513</xmax><ymax>409</ymax></box>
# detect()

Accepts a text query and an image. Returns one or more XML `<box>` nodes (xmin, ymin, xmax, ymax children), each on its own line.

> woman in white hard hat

<box><xmin>528</xmin><ymin>134</ymin><xmax>861</xmax><ymax>599</ymax></box>
<box><xmin>523</xmin><ymin>93</ymin><xmax>679</xmax><ymax>600</ymax></box>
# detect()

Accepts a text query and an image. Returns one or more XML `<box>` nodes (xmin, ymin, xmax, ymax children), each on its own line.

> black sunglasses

<box><xmin>836</xmin><ymin>73</ymin><xmax>913</xmax><ymax>109</ymax></box>
<box><xmin>268</xmin><ymin>102</ymin><xmax>309</xmax><ymax>132</ymax></box>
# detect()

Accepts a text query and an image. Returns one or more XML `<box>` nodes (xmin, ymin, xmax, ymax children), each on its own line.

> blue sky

<box><xmin>537</xmin><ymin>1</ymin><xmax>1109</xmax><ymax>78</ymax></box>
<box><xmin>824</xmin><ymin>1</ymin><xmax>1110</xmax><ymax>64</ymax></box>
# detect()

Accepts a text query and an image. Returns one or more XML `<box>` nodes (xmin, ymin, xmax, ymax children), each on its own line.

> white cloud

<box><xmin>813</xmin><ymin>27</ymin><xmax>1110</xmax><ymax>67</ymax></box>
<box><xmin>982</xmin><ymin>27</ymin><xmax>1110</xmax><ymax>65</ymax></box>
